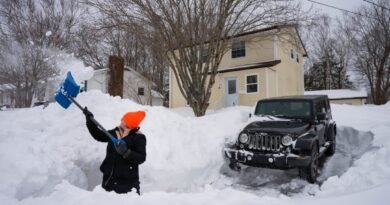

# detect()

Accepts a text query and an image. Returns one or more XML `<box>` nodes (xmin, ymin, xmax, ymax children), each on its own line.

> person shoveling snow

<box><xmin>54</xmin><ymin>72</ymin><xmax>147</xmax><ymax>194</ymax></box>
<box><xmin>84</xmin><ymin>108</ymin><xmax>147</xmax><ymax>194</ymax></box>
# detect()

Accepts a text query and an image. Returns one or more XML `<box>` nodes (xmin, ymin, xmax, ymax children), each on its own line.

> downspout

<box><xmin>272</xmin><ymin>35</ymin><xmax>279</xmax><ymax>97</ymax></box>
<box><xmin>169</xmin><ymin>67</ymin><xmax>172</xmax><ymax>108</ymax></box>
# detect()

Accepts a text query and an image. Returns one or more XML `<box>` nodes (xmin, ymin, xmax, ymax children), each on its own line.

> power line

<box><xmin>307</xmin><ymin>0</ymin><xmax>378</xmax><ymax>20</ymax></box>
<box><xmin>363</xmin><ymin>0</ymin><xmax>390</xmax><ymax>11</ymax></box>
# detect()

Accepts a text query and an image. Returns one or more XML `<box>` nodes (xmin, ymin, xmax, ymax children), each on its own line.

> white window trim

<box><xmin>245</xmin><ymin>73</ymin><xmax>259</xmax><ymax>94</ymax></box>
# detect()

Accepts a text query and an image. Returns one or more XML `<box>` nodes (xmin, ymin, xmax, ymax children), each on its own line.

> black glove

<box><xmin>83</xmin><ymin>107</ymin><xmax>94</xmax><ymax>120</ymax></box>
<box><xmin>115</xmin><ymin>141</ymin><xmax>131</xmax><ymax>158</ymax></box>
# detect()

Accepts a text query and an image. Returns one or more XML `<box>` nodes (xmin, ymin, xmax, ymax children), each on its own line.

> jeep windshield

<box><xmin>254</xmin><ymin>100</ymin><xmax>311</xmax><ymax>121</ymax></box>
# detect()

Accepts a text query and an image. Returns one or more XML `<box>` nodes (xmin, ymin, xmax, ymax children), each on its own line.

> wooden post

<box><xmin>107</xmin><ymin>56</ymin><xmax>124</xmax><ymax>98</ymax></box>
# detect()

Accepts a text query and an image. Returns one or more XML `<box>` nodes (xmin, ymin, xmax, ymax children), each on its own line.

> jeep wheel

<box><xmin>299</xmin><ymin>144</ymin><xmax>319</xmax><ymax>183</ymax></box>
<box><xmin>325</xmin><ymin>130</ymin><xmax>336</xmax><ymax>156</ymax></box>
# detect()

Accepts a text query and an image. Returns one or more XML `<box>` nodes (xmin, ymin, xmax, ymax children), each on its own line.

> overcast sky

<box><xmin>302</xmin><ymin>0</ymin><xmax>365</xmax><ymax>18</ymax></box>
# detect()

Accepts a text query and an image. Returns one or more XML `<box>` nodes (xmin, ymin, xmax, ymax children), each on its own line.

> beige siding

<box><xmin>275</xmin><ymin>30</ymin><xmax>305</xmax><ymax>97</ymax></box>
<box><xmin>170</xmin><ymin>68</ymin><xmax>188</xmax><ymax>108</ymax></box>
<box><xmin>219</xmin><ymin>32</ymin><xmax>276</xmax><ymax>69</ymax></box>
<box><xmin>169</xmin><ymin>27</ymin><xmax>306</xmax><ymax>110</ymax></box>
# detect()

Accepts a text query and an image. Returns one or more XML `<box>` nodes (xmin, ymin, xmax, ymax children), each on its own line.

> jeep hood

<box><xmin>244</xmin><ymin>120</ymin><xmax>310</xmax><ymax>135</ymax></box>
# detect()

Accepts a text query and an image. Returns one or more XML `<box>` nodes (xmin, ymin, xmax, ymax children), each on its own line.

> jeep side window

<box><xmin>325</xmin><ymin>99</ymin><xmax>330</xmax><ymax>111</ymax></box>
<box><xmin>315</xmin><ymin>101</ymin><xmax>326</xmax><ymax>114</ymax></box>
<box><xmin>321</xmin><ymin>100</ymin><xmax>327</xmax><ymax>112</ymax></box>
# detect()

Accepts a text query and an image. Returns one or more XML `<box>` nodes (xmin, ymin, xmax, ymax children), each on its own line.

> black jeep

<box><xmin>224</xmin><ymin>95</ymin><xmax>336</xmax><ymax>183</ymax></box>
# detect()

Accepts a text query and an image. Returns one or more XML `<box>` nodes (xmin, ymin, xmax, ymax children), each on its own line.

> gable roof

<box><xmin>174</xmin><ymin>25</ymin><xmax>308</xmax><ymax>57</ymax></box>
<box><xmin>233</xmin><ymin>25</ymin><xmax>308</xmax><ymax>57</ymax></box>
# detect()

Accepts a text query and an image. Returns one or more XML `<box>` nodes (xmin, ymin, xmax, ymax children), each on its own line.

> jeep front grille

<box><xmin>248</xmin><ymin>133</ymin><xmax>281</xmax><ymax>152</ymax></box>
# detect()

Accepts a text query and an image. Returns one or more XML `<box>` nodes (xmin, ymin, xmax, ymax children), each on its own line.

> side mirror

<box><xmin>317</xmin><ymin>112</ymin><xmax>326</xmax><ymax>121</ymax></box>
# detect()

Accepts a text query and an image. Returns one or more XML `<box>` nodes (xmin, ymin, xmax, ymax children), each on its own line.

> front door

<box><xmin>225</xmin><ymin>77</ymin><xmax>238</xmax><ymax>107</ymax></box>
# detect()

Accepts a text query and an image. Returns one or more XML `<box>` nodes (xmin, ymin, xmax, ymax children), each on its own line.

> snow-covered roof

<box><xmin>151</xmin><ymin>90</ymin><xmax>164</xmax><ymax>98</ymax></box>
<box><xmin>304</xmin><ymin>89</ymin><xmax>368</xmax><ymax>99</ymax></box>
<box><xmin>0</xmin><ymin>84</ymin><xmax>15</xmax><ymax>91</ymax></box>
<box><xmin>94</xmin><ymin>66</ymin><xmax>156</xmax><ymax>86</ymax></box>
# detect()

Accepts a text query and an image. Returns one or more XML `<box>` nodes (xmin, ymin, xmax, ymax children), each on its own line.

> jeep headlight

<box><xmin>238</xmin><ymin>133</ymin><xmax>249</xmax><ymax>144</ymax></box>
<box><xmin>282</xmin><ymin>135</ymin><xmax>293</xmax><ymax>146</ymax></box>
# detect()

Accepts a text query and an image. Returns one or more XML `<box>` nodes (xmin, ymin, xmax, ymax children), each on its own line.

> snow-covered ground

<box><xmin>0</xmin><ymin>91</ymin><xmax>389</xmax><ymax>205</ymax></box>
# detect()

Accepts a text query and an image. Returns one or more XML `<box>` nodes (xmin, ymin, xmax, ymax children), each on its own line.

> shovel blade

<box><xmin>55</xmin><ymin>72</ymin><xmax>80</xmax><ymax>109</ymax></box>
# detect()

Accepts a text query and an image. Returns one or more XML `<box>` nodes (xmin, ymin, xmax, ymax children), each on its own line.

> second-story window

<box><xmin>138</xmin><ymin>87</ymin><xmax>144</xmax><ymax>96</ymax></box>
<box><xmin>290</xmin><ymin>49</ymin><xmax>294</xmax><ymax>59</ymax></box>
<box><xmin>232</xmin><ymin>40</ymin><xmax>246</xmax><ymax>58</ymax></box>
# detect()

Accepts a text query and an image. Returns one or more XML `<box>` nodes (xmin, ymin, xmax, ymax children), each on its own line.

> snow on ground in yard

<box><xmin>0</xmin><ymin>90</ymin><xmax>390</xmax><ymax>205</ymax></box>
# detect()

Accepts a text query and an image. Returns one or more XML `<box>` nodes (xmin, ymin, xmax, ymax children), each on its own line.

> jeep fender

<box><xmin>326</xmin><ymin>122</ymin><xmax>337</xmax><ymax>139</ymax></box>
<box><xmin>295</xmin><ymin>133</ymin><xmax>318</xmax><ymax>153</ymax></box>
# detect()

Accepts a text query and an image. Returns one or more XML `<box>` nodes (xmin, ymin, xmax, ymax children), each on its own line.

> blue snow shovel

<box><xmin>54</xmin><ymin>71</ymin><xmax>125</xmax><ymax>145</ymax></box>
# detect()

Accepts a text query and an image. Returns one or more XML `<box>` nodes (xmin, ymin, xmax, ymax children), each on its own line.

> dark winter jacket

<box><xmin>86</xmin><ymin>118</ymin><xmax>146</xmax><ymax>194</ymax></box>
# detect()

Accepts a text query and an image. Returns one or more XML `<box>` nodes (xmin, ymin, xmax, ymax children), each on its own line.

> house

<box><xmin>86</xmin><ymin>67</ymin><xmax>164</xmax><ymax>106</ymax></box>
<box><xmin>169</xmin><ymin>25</ymin><xmax>307</xmax><ymax>110</ymax></box>
<box><xmin>0</xmin><ymin>84</ymin><xmax>14</xmax><ymax>108</ymax></box>
<box><xmin>304</xmin><ymin>89</ymin><xmax>368</xmax><ymax>105</ymax></box>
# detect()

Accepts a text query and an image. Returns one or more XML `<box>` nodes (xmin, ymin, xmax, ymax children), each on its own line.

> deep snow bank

<box><xmin>1</xmin><ymin>92</ymin><xmax>390</xmax><ymax>205</ymax></box>
<box><xmin>0</xmin><ymin>91</ymin><xmax>250</xmax><ymax>199</ymax></box>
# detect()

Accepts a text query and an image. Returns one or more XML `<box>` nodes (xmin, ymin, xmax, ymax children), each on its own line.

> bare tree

<box><xmin>346</xmin><ymin>0</ymin><xmax>390</xmax><ymax>104</ymax></box>
<box><xmin>304</xmin><ymin>15</ymin><xmax>353</xmax><ymax>90</ymax></box>
<box><xmin>0</xmin><ymin>0</ymin><xmax>84</xmax><ymax>107</ymax></box>
<box><xmin>75</xmin><ymin>10</ymin><xmax>168</xmax><ymax>98</ymax></box>
<box><xmin>0</xmin><ymin>44</ymin><xmax>58</xmax><ymax>107</ymax></box>
<box><xmin>90</xmin><ymin>0</ymin><xmax>305</xmax><ymax>116</ymax></box>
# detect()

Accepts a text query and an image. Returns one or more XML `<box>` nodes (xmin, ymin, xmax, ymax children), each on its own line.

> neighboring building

<box><xmin>0</xmin><ymin>84</ymin><xmax>14</xmax><ymax>107</ymax></box>
<box><xmin>305</xmin><ymin>89</ymin><xmax>368</xmax><ymax>105</ymax></box>
<box><xmin>86</xmin><ymin>67</ymin><xmax>164</xmax><ymax>106</ymax></box>
<box><xmin>169</xmin><ymin>25</ymin><xmax>307</xmax><ymax>110</ymax></box>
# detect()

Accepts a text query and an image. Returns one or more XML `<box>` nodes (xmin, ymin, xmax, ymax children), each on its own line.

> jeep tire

<box><xmin>299</xmin><ymin>144</ymin><xmax>319</xmax><ymax>183</ymax></box>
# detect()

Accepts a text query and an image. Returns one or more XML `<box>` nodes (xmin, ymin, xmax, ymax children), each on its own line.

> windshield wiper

<box><xmin>274</xmin><ymin>114</ymin><xmax>293</xmax><ymax>119</ymax></box>
<box><xmin>257</xmin><ymin>114</ymin><xmax>277</xmax><ymax>120</ymax></box>
<box><xmin>274</xmin><ymin>115</ymin><xmax>304</xmax><ymax>122</ymax></box>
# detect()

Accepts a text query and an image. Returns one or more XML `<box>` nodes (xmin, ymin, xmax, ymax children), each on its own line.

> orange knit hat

<box><xmin>122</xmin><ymin>110</ymin><xmax>146</xmax><ymax>129</ymax></box>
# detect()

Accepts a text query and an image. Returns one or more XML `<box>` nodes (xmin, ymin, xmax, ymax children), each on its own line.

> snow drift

<box><xmin>0</xmin><ymin>91</ymin><xmax>390</xmax><ymax>205</ymax></box>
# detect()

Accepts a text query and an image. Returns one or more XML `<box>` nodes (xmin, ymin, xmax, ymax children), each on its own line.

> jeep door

<box><xmin>314</xmin><ymin>99</ymin><xmax>327</xmax><ymax>145</ymax></box>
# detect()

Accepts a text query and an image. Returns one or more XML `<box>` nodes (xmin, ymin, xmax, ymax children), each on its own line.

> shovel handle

<box><xmin>68</xmin><ymin>97</ymin><xmax>126</xmax><ymax>145</ymax></box>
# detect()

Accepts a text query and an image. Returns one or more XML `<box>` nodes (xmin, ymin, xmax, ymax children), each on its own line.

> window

<box><xmin>228</xmin><ymin>80</ymin><xmax>236</xmax><ymax>94</ymax></box>
<box><xmin>138</xmin><ymin>87</ymin><xmax>144</xmax><ymax>96</ymax></box>
<box><xmin>290</xmin><ymin>49</ymin><xmax>294</xmax><ymax>59</ymax></box>
<box><xmin>296</xmin><ymin>53</ymin><xmax>300</xmax><ymax>63</ymax></box>
<box><xmin>246</xmin><ymin>74</ymin><xmax>258</xmax><ymax>93</ymax></box>
<box><xmin>231</xmin><ymin>40</ymin><xmax>246</xmax><ymax>58</ymax></box>
<box><xmin>315</xmin><ymin>100</ymin><xmax>327</xmax><ymax>114</ymax></box>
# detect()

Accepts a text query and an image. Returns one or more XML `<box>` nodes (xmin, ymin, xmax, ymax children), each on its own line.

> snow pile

<box><xmin>0</xmin><ymin>90</ymin><xmax>249</xmax><ymax>201</ymax></box>
<box><xmin>316</xmin><ymin>103</ymin><xmax>390</xmax><ymax>196</ymax></box>
<box><xmin>0</xmin><ymin>91</ymin><xmax>390</xmax><ymax>205</ymax></box>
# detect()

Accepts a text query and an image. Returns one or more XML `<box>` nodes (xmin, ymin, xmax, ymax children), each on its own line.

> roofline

<box><xmin>259</xmin><ymin>95</ymin><xmax>328</xmax><ymax>101</ymax></box>
<box><xmin>208</xmin><ymin>60</ymin><xmax>281</xmax><ymax>74</ymax></box>
<box><xmin>329</xmin><ymin>97</ymin><xmax>368</xmax><ymax>100</ymax></box>
<box><xmin>173</xmin><ymin>25</ymin><xmax>308</xmax><ymax>57</ymax></box>
<box><xmin>232</xmin><ymin>25</ymin><xmax>282</xmax><ymax>38</ymax></box>
<box><xmin>228</xmin><ymin>25</ymin><xmax>307</xmax><ymax>57</ymax></box>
